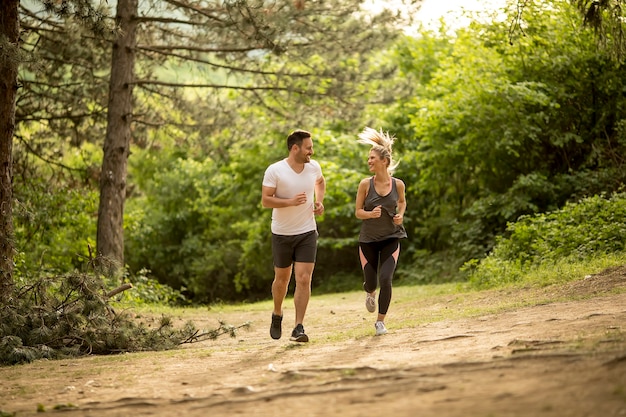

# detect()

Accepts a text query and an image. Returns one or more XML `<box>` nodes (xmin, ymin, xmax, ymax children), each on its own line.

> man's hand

<box><xmin>291</xmin><ymin>192</ymin><xmax>307</xmax><ymax>206</ymax></box>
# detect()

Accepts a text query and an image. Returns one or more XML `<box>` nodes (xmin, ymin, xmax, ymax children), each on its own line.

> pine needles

<box><xmin>0</xmin><ymin>273</ymin><xmax>237</xmax><ymax>366</ymax></box>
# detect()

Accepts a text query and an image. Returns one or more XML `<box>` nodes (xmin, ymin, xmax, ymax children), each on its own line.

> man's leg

<box><xmin>269</xmin><ymin>265</ymin><xmax>292</xmax><ymax>340</ymax></box>
<box><xmin>272</xmin><ymin>265</ymin><xmax>292</xmax><ymax>316</ymax></box>
<box><xmin>292</xmin><ymin>261</ymin><xmax>314</xmax><ymax>326</ymax></box>
<box><xmin>289</xmin><ymin>231</ymin><xmax>317</xmax><ymax>342</ymax></box>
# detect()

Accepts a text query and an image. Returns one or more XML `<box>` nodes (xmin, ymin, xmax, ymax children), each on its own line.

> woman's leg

<box><xmin>359</xmin><ymin>242</ymin><xmax>379</xmax><ymax>294</ymax></box>
<box><xmin>376</xmin><ymin>239</ymin><xmax>400</xmax><ymax>318</ymax></box>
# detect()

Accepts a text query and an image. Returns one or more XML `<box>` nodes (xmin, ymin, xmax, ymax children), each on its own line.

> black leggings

<box><xmin>359</xmin><ymin>238</ymin><xmax>400</xmax><ymax>315</ymax></box>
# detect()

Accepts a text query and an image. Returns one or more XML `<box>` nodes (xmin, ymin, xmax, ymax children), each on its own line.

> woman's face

<box><xmin>367</xmin><ymin>149</ymin><xmax>386</xmax><ymax>172</ymax></box>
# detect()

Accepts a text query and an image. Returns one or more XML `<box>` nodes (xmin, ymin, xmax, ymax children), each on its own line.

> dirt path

<box><xmin>1</xmin><ymin>268</ymin><xmax>626</xmax><ymax>417</ymax></box>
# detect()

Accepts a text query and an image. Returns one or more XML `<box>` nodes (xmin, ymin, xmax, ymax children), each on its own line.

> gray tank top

<box><xmin>359</xmin><ymin>177</ymin><xmax>408</xmax><ymax>243</ymax></box>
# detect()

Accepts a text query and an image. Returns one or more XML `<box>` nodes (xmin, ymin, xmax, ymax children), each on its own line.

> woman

<box><xmin>355</xmin><ymin>127</ymin><xmax>407</xmax><ymax>336</ymax></box>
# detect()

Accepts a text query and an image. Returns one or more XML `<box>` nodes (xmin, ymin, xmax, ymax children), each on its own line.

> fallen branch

<box><xmin>181</xmin><ymin>321</ymin><xmax>251</xmax><ymax>344</ymax></box>
<box><xmin>106</xmin><ymin>283</ymin><xmax>133</xmax><ymax>298</ymax></box>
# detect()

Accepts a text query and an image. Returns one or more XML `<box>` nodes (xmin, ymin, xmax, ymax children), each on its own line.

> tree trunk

<box><xmin>96</xmin><ymin>0</ymin><xmax>138</xmax><ymax>277</ymax></box>
<box><xmin>0</xmin><ymin>0</ymin><xmax>19</xmax><ymax>302</ymax></box>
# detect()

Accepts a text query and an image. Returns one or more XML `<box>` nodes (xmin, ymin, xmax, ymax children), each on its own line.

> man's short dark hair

<box><xmin>287</xmin><ymin>129</ymin><xmax>311</xmax><ymax>151</ymax></box>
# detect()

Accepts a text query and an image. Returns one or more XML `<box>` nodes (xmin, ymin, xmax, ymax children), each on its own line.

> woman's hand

<box><xmin>370</xmin><ymin>205</ymin><xmax>382</xmax><ymax>219</ymax></box>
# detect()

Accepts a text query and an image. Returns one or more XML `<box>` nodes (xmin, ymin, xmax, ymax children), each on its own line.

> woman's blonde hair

<box><xmin>357</xmin><ymin>127</ymin><xmax>399</xmax><ymax>174</ymax></box>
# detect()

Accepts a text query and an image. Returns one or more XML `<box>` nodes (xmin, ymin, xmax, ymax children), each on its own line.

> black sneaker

<box><xmin>289</xmin><ymin>324</ymin><xmax>309</xmax><ymax>342</ymax></box>
<box><xmin>270</xmin><ymin>313</ymin><xmax>282</xmax><ymax>340</ymax></box>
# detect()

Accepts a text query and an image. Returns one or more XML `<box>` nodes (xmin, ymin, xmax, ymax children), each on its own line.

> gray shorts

<box><xmin>271</xmin><ymin>230</ymin><xmax>318</xmax><ymax>268</ymax></box>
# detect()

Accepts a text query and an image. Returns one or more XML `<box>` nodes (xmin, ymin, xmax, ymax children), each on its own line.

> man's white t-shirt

<box><xmin>262</xmin><ymin>159</ymin><xmax>323</xmax><ymax>235</ymax></box>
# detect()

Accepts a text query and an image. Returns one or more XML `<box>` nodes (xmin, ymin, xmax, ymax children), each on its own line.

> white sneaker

<box><xmin>375</xmin><ymin>321</ymin><xmax>387</xmax><ymax>336</ymax></box>
<box><xmin>365</xmin><ymin>293</ymin><xmax>376</xmax><ymax>313</ymax></box>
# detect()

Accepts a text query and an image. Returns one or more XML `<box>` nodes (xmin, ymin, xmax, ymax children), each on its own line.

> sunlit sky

<box><xmin>364</xmin><ymin>0</ymin><xmax>509</xmax><ymax>31</ymax></box>
<box><xmin>416</xmin><ymin>0</ymin><xmax>507</xmax><ymax>24</ymax></box>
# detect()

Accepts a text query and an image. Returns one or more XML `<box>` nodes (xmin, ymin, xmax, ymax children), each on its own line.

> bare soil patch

<box><xmin>2</xmin><ymin>267</ymin><xmax>626</xmax><ymax>417</ymax></box>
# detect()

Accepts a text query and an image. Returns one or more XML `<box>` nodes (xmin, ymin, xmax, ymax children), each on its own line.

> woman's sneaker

<box><xmin>375</xmin><ymin>321</ymin><xmax>387</xmax><ymax>336</ymax></box>
<box><xmin>290</xmin><ymin>324</ymin><xmax>309</xmax><ymax>342</ymax></box>
<box><xmin>365</xmin><ymin>293</ymin><xmax>376</xmax><ymax>313</ymax></box>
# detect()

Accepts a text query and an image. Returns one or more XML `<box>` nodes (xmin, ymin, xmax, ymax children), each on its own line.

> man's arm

<box><xmin>313</xmin><ymin>175</ymin><xmax>326</xmax><ymax>215</ymax></box>
<box><xmin>262</xmin><ymin>185</ymin><xmax>306</xmax><ymax>208</ymax></box>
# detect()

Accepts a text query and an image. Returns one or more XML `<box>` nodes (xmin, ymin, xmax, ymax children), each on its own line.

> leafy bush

<box><xmin>124</xmin><ymin>129</ymin><xmax>370</xmax><ymax>302</ymax></box>
<box><xmin>385</xmin><ymin>1</ymin><xmax>626</xmax><ymax>282</ymax></box>
<box><xmin>467</xmin><ymin>192</ymin><xmax>626</xmax><ymax>288</ymax></box>
<box><xmin>118</xmin><ymin>269</ymin><xmax>188</xmax><ymax>306</ymax></box>
<box><xmin>13</xmin><ymin>179</ymin><xmax>99</xmax><ymax>278</ymax></box>
<box><xmin>124</xmin><ymin>146</ymin><xmax>270</xmax><ymax>303</ymax></box>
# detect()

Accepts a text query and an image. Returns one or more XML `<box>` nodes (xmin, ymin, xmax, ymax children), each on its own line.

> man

<box><xmin>261</xmin><ymin>129</ymin><xmax>326</xmax><ymax>342</ymax></box>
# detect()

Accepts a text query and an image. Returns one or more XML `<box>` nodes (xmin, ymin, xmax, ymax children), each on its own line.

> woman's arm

<box><xmin>355</xmin><ymin>178</ymin><xmax>381</xmax><ymax>220</ymax></box>
<box><xmin>393</xmin><ymin>179</ymin><xmax>406</xmax><ymax>225</ymax></box>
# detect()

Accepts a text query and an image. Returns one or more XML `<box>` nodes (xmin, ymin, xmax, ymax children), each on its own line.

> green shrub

<box><xmin>467</xmin><ymin>192</ymin><xmax>626</xmax><ymax>288</ymax></box>
<box><xmin>14</xmin><ymin>180</ymin><xmax>98</xmax><ymax>278</ymax></box>
<box><xmin>117</xmin><ymin>269</ymin><xmax>188</xmax><ymax>306</ymax></box>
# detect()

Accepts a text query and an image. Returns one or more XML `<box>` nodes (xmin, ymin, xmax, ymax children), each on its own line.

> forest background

<box><xmin>3</xmin><ymin>0</ymin><xmax>626</xmax><ymax>309</ymax></box>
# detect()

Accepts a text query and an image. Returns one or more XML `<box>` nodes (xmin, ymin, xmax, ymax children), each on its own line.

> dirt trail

<box><xmin>1</xmin><ymin>268</ymin><xmax>626</xmax><ymax>417</ymax></box>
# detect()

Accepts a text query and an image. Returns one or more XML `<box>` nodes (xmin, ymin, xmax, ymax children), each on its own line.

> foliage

<box><xmin>16</xmin><ymin>8</ymin><xmax>112</xmax><ymax>165</ymax></box>
<box><xmin>467</xmin><ymin>192</ymin><xmax>626</xmax><ymax>288</ymax></box>
<box><xmin>13</xmin><ymin>178</ymin><xmax>99</xmax><ymax>277</ymax></box>
<box><xmin>381</xmin><ymin>0</ymin><xmax>626</xmax><ymax>280</ymax></box>
<box><xmin>573</xmin><ymin>0</ymin><xmax>626</xmax><ymax>60</ymax></box>
<box><xmin>124</xmin><ymin>132</ymin><xmax>276</xmax><ymax>302</ymax></box>
<box><xmin>11</xmin><ymin>0</ymin><xmax>626</xmax><ymax>304</ymax></box>
<box><xmin>128</xmin><ymin>0</ymin><xmax>412</xmax><ymax>128</ymax></box>
<box><xmin>0</xmin><ymin>269</ymin><xmax>246</xmax><ymax>365</ymax></box>
<box><xmin>14</xmin><ymin>0</ymin><xmax>416</xmax><ymax>301</ymax></box>
<box><xmin>0</xmin><ymin>272</ymin><xmax>197</xmax><ymax>365</ymax></box>
<box><xmin>124</xmin><ymin>127</ymin><xmax>369</xmax><ymax>301</ymax></box>
<box><xmin>118</xmin><ymin>269</ymin><xmax>188</xmax><ymax>306</ymax></box>
<box><xmin>313</xmin><ymin>131</ymin><xmax>367</xmax><ymax>287</ymax></box>
<box><xmin>12</xmin><ymin>134</ymin><xmax>102</xmax><ymax>278</ymax></box>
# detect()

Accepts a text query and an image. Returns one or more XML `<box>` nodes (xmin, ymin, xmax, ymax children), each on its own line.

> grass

<box><xmin>468</xmin><ymin>251</ymin><xmax>626</xmax><ymax>289</ymax></box>
<box><xmin>115</xmin><ymin>252</ymin><xmax>626</xmax><ymax>332</ymax></box>
<box><xmin>103</xmin><ymin>256</ymin><xmax>625</xmax><ymax>348</ymax></box>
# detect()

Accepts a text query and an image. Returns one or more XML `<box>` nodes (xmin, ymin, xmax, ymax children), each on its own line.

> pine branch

<box><xmin>181</xmin><ymin>321</ymin><xmax>251</xmax><ymax>344</ymax></box>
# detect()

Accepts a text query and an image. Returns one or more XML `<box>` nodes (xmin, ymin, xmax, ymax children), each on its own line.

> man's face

<box><xmin>296</xmin><ymin>137</ymin><xmax>314</xmax><ymax>163</ymax></box>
